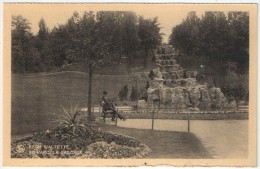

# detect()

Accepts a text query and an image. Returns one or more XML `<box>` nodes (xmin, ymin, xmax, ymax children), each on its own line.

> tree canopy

<box><xmin>169</xmin><ymin>11</ymin><xmax>249</xmax><ymax>74</ymax></box>
<box><xmin>11</xmin><ymin>11</ymin><xmax>163</xmax><ymax>74</ymax></box>
<box><xmin>138</xmin><ymin>16</ymin><xmax>162</xmax><ymax>67</ymax></box>
<box><xmin>11</xmin><ymin>15</ymin><xmax>39</xmax><ymax>73</ymax></box>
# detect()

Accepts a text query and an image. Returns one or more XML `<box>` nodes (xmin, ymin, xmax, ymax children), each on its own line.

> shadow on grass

<box><xmin>100</xmin><ymin>124</ymin><xmax>213</xmax><ymax>159</ymax></box>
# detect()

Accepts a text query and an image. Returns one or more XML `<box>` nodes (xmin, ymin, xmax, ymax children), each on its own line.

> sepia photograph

<box><xmin>2</xmin><ymin>3</ymin><xmax>257</xmax><ymax>167</ymax></box>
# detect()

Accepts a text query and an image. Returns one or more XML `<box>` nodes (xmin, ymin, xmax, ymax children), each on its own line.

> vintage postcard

<box><xmin>2</xmin><ymin>3</ymin><xmax>257</xmax><ymax>167</ymax></box>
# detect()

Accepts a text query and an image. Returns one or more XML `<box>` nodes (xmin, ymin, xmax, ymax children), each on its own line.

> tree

<box><xmin>169</xmin><ymin>12</ymin><xmax>200</xmax><ymax>56</ymax></box>
<box><xmin>227</xmin><ymin>12</ymin><xmax>249</xmax><ymax>73</ymax></box>
<box><xmin>119</xmin><ymin>12</ymin><xmax>139</xmax><ymax>66</ymax></box>
<box><xmin>25</xmin><ymin>47</ymin><xmax>41</xmax><ymax>72</ymax></box>
<box><xmin>35</xmin><ymin>18</ymin><xmax>53</xmax><ymax>71</ymax></box>
<box><xmin>199</xmin><ymin>12</ymin><xmax>230</xmax><ymax>64</ymax></box>
<box><xmin>11</xmin><ymin>15</ymin><xmax>33</xmax><ymax>73</ymax></box>
<box><xmin>96</xmin><ymin>11</ymin><xmax>140</xmax><ymax>66</ymax></box>
<box><xmin>38</xmin><ymin>18</ymin><xmax>49</xmax><ymax>41</ymax></box>
<box><xmin>169</xmin><ymin>11</ymin><xmax>248</xmax><ymax>74</ymax></box>
<box><xmin>138</xmin><ymin>17</ymin><xmax>162</xmax><ymax>67</ymax></box>
<box><xmin>47</xmin><ymin>16</ymin><xmax>77</xmax><ymax>68</ymax></box>
<box><xmin>69</xmin><ymin>11</ymin><xmax>122</xmax><ymax>120</ymax></box>
<box><xmin>12</xmin><ymin>15</ymin><xmax>32</xmax><ymax>40</ymax></box>
<box><xmin>11</xmin><ymin>43</ymin><xmax>25</xmax><ymax>73</ymax></box>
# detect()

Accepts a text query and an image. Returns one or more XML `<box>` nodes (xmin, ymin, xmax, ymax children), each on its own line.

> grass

<box><xmin>101</xmin><ymin>125</ymin><xmax>212</xmax><ymax>159</ymax></box>
<box><xmin>11</xmin><ymin>71</ymin><xmax>244</xmax><ymax>159</ymax></box>
<box><xmin>11</xmin><ymin>71</ymin><xmax>129</xmax><ymax>135</ymax></box>
<box><xmin>11</xmin><ymin>71</ymin><xmax>248</xmax><ymax>136</ymax></box>
<box><xmin>11</xmin><ymin>124</ymin><xmax>213</xmax><ymax>159</ymax></box>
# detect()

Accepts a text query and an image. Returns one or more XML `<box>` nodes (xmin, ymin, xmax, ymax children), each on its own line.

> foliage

<box><xmin>68</xmin><ymin>12</ymin><xmax>113</xmax><ymax>67</ymax></box>
<box><xmin>11</xmin><ymin>16</ymin><xmax>53</xmax><ymax>73</ymax></box>
<box><xmin>169</xmin><ymin>11</ymin><xmax>249</xmax><ymax>74</ymax></box>
<box><xmin>11</xmin><ymin>15</ymin><xmax>35</xmax><ymax>73</ymax></box>
<box><xmin>55</xmin><ymin>104</ymin><xmax>91</xmax><ymax>136</ymax></box>
<box><xmin>67</xmin><ymin>11</ymin><xmax>123</xmax><ymax>119</ymax></box>
<box><xmin>96</xmin><ymin>11</ymin><xmax>140</xmax><ymax>65</ymax></box>
<box><xmin>169</xmin><ymin>12</ymin><xmax>200</xmax><ymax>56</ymax></box>
<box><xmin>138</xmin><ymin>16</ymin><xmax>163</xmax><ymax>67</ymax></box>
<box><xmin>11</xmin><ymin>12</ymin><xmax>163</xmax><ymax>74</ymax></box>
<box><xmin>118</xmin><ymin>85</ymin><xmax>128</xmax><ymax>101</ymax></box>
<box><xmin>130</xmin><ymin>86</ymin><xmax>139</xmax><ymax>101</ymax></box>
<box><xmin>11</xmin><ymin>129</ymin><xmax>151</xmax><ymax>158</ymax></box>
<box><xmin>11</xmin><ymin>15</ymin><xmax>32</xmax><ymax>39</ymax></box>
<box><xmin>38</xmin><ymin>18</ymin><xmax>49</xmax><ymax>41</ymax></box>
<box><xmin>221</xmin><ymin>85</ymin><xmax>248</xmax><ymax>102</ymax></box>
<box><xmin>85</xmin><ymin>141</ymin><xmax>151</xmax><ymax>159</ymax></box>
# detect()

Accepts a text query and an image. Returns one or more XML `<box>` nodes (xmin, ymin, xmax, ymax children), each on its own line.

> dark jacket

<box><xmin>100</xmin><ymin>96</ymin><xmax>114</xmax><ymax>110</ymax></box>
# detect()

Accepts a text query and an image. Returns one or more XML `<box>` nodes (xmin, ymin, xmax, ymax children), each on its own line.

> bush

<box><xmin>221</xmin><ymin>85</ymin><xmax>247</xmax><ymax>102</ymax></box>
<box><xmin>130</xmin><ymin>87</ymin><xmax>139</xmax><ymax>101</ymax></box>
<box><xmin>118</xmin><ymin>85</ymin><xmax>128</xmax><ymax>101</ymax></box>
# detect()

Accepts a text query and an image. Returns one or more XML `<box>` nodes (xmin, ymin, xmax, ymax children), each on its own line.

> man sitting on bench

<box><xmin>100</xmin><ymin>91</ymin><xmax>126</xmax><ymax>121</ymax></box>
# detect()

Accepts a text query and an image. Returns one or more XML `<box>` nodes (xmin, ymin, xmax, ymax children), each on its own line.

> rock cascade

<box><xmin>138</xmin><ymin>45</ymin><xmax>236</xmax><ymax>111</ymax></box>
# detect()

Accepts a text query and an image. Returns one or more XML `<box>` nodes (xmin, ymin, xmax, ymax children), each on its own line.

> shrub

<box><xmin>118</xmin><ymin>85</ymin><xmax>128</xmax><ymax>101</ymax></box>
<box><xmin>130</xmin><ymin>87</ymin><xmax>139</xmax><ymax>101</ymax></box>
<box><xmin>221</xmin><ymin>85</ymin><xmax>247</xmax><ymax>102</ymax></box>
<box><xmin>54</xmin><ymin>104</ymin><xmax>92</xmax><ymax>136</ymax></box>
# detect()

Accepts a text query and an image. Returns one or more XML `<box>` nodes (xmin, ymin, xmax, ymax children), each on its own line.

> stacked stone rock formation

<box><xmin>138</xmin><ymin>45</ymin><xmax>236</xmax><ymax>111</ymax></box>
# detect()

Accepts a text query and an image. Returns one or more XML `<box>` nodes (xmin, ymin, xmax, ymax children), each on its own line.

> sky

<box><xmin>8</xmin><ymin>4</ymin><xmax>246</xmax><ymax>43</ymax></box>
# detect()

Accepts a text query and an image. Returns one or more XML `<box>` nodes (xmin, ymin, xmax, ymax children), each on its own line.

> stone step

<box><xmin>238</xmin><ymin>105</ymin><xmax>248</xmax><ymax>108</ymax></box>
<box><xmin>161</xmin><ymin>66</ymin><xmax>182</xmax><ymax>72</ymax></box>
<box><xmin>162</xmin><ymin>71</ymin><xmax>184</xmax><ymax>79</ymax></box>
<box><xmin>238</xmin><ymin>106</ymin><xmax>248</xmax><ymax>111</ymax></box>
<box><xmin>156</xmin><ymin>54</ymin><xmax>176</xmax><ymax>60</ymax></box>
<box><xmin>156</xmin><ymin>59</ymin><xmax>177</xmax><ymax>65</ymax></box>
<box><xmin>158</xmin><ymin>64</ymin><xmax>180</xmax><ymax>68</ymax></box>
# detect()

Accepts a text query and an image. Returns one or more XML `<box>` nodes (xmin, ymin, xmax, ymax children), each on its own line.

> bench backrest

<box><xmin>116</xmin><ymin>106</ymin><xmax>133</xmax><ymax>113</ymax></box>
<box><xmin>80</xmin><ymin>106</ymin><xmax>133</xmax><ymax>113</ymax></box>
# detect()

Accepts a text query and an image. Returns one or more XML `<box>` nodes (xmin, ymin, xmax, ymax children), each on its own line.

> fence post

<box><xmin>103</xmin><ymin>107</ymin><xmax>106</xmax><ymax>124</ymax></box>
<box><xmin>188</xmin><ymin>119</ymin><xmax>190</xmax><ymax>133</ymax></box>
<box><xmin>92</xmin><ymin>106</ymin><xmax>94</xmax><ymax>120</ymax></box>
<box><xmin>99</xmin><ymin>106</ymin><xmax>101</xmax><ymax>120</ymax></box>
<box><xmin>115</xmin><ymin>107</ymin><xmax>118</xmax><ymax>126</ymax></box>
<box><xmin>152</xmin><ymin>110</ymin><xmax>155</xmax><ymax>130</ymax></box>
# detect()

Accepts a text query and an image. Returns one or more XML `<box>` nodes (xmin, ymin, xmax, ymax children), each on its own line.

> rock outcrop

<box><xmin>137</xmin><ymin>45</ymin><xmax>236</xmax><ymax>111</ymax></box>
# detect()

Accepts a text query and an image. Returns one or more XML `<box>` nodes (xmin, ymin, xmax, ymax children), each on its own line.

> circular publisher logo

<box><xmin>15</xmin><ymin>144</ymin><xmax>25</xmax><ymax>154</ymax></box>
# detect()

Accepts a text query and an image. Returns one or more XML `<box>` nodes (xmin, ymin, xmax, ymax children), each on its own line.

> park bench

<box><xmin>98</xmin><ymin>103</ymin><xmax>133</xmax><ymax>123</ymax></box>
<box><xmin>80</xmin><ymin>105</ymin><xmax>133</xmax><ymax>124</ymax></box>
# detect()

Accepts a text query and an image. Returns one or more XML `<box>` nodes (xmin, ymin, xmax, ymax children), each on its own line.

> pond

<box><xmin>117</xmin><ymin>119</ymin><xmax>248</xmax><ymax>159</ymax></box>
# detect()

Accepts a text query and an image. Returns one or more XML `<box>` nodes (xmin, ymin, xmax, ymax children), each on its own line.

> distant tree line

<box><xmin>11</xmin><ymin>11</ymin><xmax>162</xmax><ymax>74</ymax></box>
<box><xmin>169</xmin><ymin>11</ymin><xmax>249</xmax><ymax>74</ymax></box>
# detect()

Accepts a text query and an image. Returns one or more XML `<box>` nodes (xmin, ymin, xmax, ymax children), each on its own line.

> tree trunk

<box><xmin>87</xmin><ymin>63</ymin><xmax>93</xmax><ymax>121</ymax></box>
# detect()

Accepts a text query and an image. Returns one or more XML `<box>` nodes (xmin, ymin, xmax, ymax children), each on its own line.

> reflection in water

<box><xmin>117</xmin><ymin>119</ymin><xmax>248</xmax><ymax>159</ymax></box>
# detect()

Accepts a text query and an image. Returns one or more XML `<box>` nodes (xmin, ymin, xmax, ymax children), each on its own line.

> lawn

<box><xmin>11</xmin><ymin>71</ymin><xmax>129</xmax><ymax>135</ymax></box>
<box><xmin>11</xmin><ymin>71</ymin><xmax>248</xmax><ymax>135</ymax></box>
<box><xmin>101</xmin><ymin>125</ymin><xmax>212</xmax><ymax>159</ymax></box>
<box><xmin>11</xmin><ymin>71</ymin><xmax>246</xmax><ymax>159</ymax></box>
